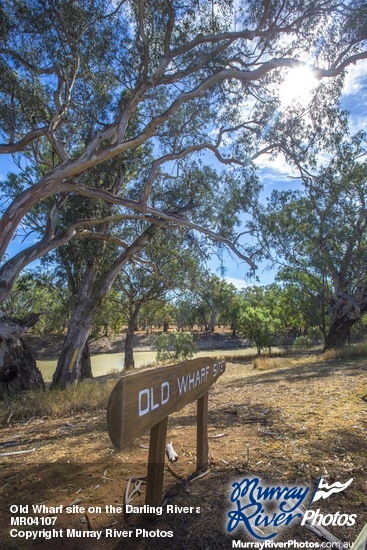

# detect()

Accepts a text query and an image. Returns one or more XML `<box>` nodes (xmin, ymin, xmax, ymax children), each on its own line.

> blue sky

<box><xmin>0</xmin><ymin>155</ymin><xmax>18</xmax><ymax>180</ymax></box>
<box><xmin>1</xmin><ymin>60</ymin><xmax>366</xmax><ymax>289</ymax></box>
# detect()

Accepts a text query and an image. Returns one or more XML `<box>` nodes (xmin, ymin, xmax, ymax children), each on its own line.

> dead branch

<box><xmin>302</xmin><ymin>520</ymin><xmax>343</xmax><ymax>544</ymax></box>
<box><xmin>166</xmin><ymin>463</ymin><xmax>185</xmax><ymax>481</ymax></box>
<box><xmin>0</xmin><ymin>447</ymin><xmax>37</xmax><ymax>457</ymax></box>
<box><xmin>0</xmin><ymin>440</ymin><xmax>31</xmax><ymax>449</ymax></box>
<box><xmin>188</xmin><ymin>468</ymin><xmax>211</xmax><ymax>483</ymax></box>
<box><xmin>351</xmin><ymin>522</ymin><xmax>367</xmax><ymax>550</ymax></box>
<box><xmin>124</xmin><ymin>477</ymin><xmax>146</xmax><ymax>510</ymax></box>
<box><xmin>85</xmin><ymin>511</ymin><xmax>96</xmax><ymax>531</ymax></box>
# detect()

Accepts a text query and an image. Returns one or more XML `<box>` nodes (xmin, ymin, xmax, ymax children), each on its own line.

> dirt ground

<box><xmin>0</xmin><ymin>354</ymin><xmax>366</xmax><ymax>549</ymax></box>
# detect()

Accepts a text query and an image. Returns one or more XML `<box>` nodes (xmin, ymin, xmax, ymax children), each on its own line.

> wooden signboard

<box><xmin>107</xmin><ymin>357</ymin><xmax>226</xmax><ymax>508</ymax></box>
<box><xmin>107</xmin><ymin>357</ymin><xmax>225</xmax><ymax>450</ymax></box>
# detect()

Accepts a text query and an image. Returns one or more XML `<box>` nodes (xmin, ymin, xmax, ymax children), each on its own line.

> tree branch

<box><xmin>0</xmin><ymin>127</ymin><xmax>49</xmax><ymax>154</ymax></box>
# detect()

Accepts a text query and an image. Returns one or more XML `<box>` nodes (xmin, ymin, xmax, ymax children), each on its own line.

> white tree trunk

<box><xmin>51</xmin><ymin>292</ymin><xmax>94</xmax><ymax>388</ymax></box>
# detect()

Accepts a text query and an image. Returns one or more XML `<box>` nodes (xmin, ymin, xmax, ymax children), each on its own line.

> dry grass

<box><xmin>223</xmin><ymin>350</ymin><xmax>285</xmax><ymax>364</ymax></box>
<box><xmin>253</xmin><ymin>356</ymin><xmax>292</xmax><ymax>370</ymax></box>
<box><xmin>252</xmin><ymin>354</ymin><xmax>326</xmax><ymax>370</ymax></box>
<box><xmin>0</xmin><ymin>359</ymin><xmax>189</xmax><ymax>425</ymax></box>
<box><xmin>0</xmin><ymin>379</ymin><xmax>117</xmax><ymax>424</ymax></box>
<box><xmin>323</xmin><ymin>341</ymin><xmax>367</xmax><ymax>359</ymax></box>
<box><xmin>0</xmin><ymin>359</ymin><xmax>178</xmax><ymax>425</ymax></box>
<box><xmin>253</xmin><ymin>342</ymin><xmax>367</xmax><ymax>370</ymax></box>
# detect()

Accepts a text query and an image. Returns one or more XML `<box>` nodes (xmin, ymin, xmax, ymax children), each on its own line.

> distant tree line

<box><xmin>7</xmin><ymin>265</ymin><xmax>367</xmax><ymax>361</ymax></box>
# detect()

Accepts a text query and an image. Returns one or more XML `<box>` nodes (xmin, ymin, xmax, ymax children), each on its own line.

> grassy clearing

<box><xmin>2</xmin><ymin>343</ymin><xmax>367</xmax><ymax>425</ymax></box>
<box><xmin>0</xmin><ymin>359</ymin><xmax>189</xmax><ymax>425</ymax></box>
<box><xmin>222</xmin><ymin>350</ymin><xmax>285</xmax><ymax>364</ymax></box>
<box><xmin>253</xmin><ymin>342</ymin><xmax>367</xmax><ymax>370</ymax></box>
<box><xmin>323</xmin><ymin>341</ymin><xmax>367</xmax><ymax>359</ymax></box>
<box><xmin>253</xmin><ymin>356</ymin><xmax>292</xmax><ymax>370</ymax></box>
<box><xmin>252</xmin><ymin>353</ymin><xmax>327</xmax><ymax>370</ymax></box>
<box><xmin>0</xmin><ymin>379</ymin><xmax>117</xmax><ymax>425</ymax></box>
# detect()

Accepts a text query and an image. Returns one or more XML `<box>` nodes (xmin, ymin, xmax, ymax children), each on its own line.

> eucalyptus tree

<box><xmin>138</xmin><ymin>299</ymin><xmax>171</xmax><ymax>333</ymax></box>
<box><xmin>221</xmin><ymin>293</ymin><xmax>245</xmax><ymax>336</ymax></box>
<box><xmin>1</xmin><ymin>0</ymin><xmax>367</xmax><ymax>387</ymax></box>
<box><xmin>48</xmin><ymin>156</ymin><xmax>143</xmax><ymax>384</ymax></box>
<box><xmin>191</xmin><ymin>273</ymin><xmax>237</xmax><ymax>332</ymax></box>
<box><xmin>275</xmin><ymin>268</ymin><xmax>331</xmax><ymax>339</ymax></box>
<box><xmin>2</xmin><ymin>270</ymin><xmax>70</xmax><ymax>335</ymax></box>
<box><xmin>50</xmin><ymin>158</ymin><xmax>250</xmax><ymax>386</ymax></box>
<box><xmin>238</xmin><ymin>305</ymin><xmax>281</xmax><ymax>354</ymax></box>
<box><xmin>114</xmin><ymin>230</ymin><xmax>202</xmax><ymax>369</ymax></box>
<box><xmin>255</xmin><ymin>134</ymin><xmax>367</xmax><ymax>348</ymax></box>
<box><xmin>240</xmin><ymin>283</ymin><xmax>299</xmax><ymax>329</ymax></box>
<box><xmin>174</xmin><ymin>298</ymin><xmax>198</xmax><ymax>332</ymax></box>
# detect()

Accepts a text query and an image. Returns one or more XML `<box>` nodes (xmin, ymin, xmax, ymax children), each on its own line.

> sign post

<box><xmin>107</xmin><ymin>357</ymin><xmax>226</xmax><ymax>508</ymax></box>
<box><xmin>146</xmin><ymin>417</ymin><xmax>168</xmax><ymax>509</ymax></box>
<box><xmin>197</xmin><ymin>392</ymin><xmax>209</xmax><ymax>470</ymax></box>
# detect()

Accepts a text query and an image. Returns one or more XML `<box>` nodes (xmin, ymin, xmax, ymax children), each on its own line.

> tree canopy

<box><xmin>1</xmin><ymin>0</ymin><xmax>367</xmax><ymax>299</ymax></box>
<box><xmin>1</xmin><ymin>0</ymin><xmax>367</xmax><ymax>387</ymax></box>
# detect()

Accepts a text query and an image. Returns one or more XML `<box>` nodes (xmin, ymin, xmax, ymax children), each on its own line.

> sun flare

<box><xmin>279</xmin><ymin>66</ymin><xmax>318</xmax><ymax>108</ymax></box>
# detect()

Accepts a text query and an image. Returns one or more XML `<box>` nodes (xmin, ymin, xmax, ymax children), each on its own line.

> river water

<box><xmin>37</xmin><ymin>348</ymin><xmax>259</xmax><ymax>381</ymax></box>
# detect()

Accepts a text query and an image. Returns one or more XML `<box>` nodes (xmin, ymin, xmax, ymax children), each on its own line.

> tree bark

<box><xmin>324</xmin><ymin>318</ymin><xmax>355</xmax><ymax>349</ymax></box>
<box><xmin>51</xmin><ymin>266</ymin><xmax>96</xmax><ymax>388</ymax></box>
<box><xmin>209</xmin><ymin>310</ymin><xmax>217</xmax><ymax>332</ymax></box>
<box><xmin>0</xmin><ymin>313</ymin><xmax>45</xmax><ymax>399</ymax></box>
<box><xmin>324</xmin><ymin>287</ymin><xmax>367</xmax><ymax>349</ymax></box>
<box><xmin>51</xmin><ymin>294</ymin><xmax>94</xmax><ymax>388</ymax></box>
<box><xmin>52</xmin><ymin>224</ymin><xmax>158</xmax><ymax>388</ymax></box>
<box><xmin>0</xmin><ymin>338</ymin><xmax>45</xmax><ymax>399</ymax></box>
<box><xmin>81</xmin><ymin>341</ymin><xmax>92</xmax><ymax>380</ymax></box>
<box><xmin>124</xmin><ymin>305</ymin><xmax>141</xmax><ymax>370</ymax></box>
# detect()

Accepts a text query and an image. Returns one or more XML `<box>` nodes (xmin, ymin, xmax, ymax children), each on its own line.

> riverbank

<box><xmin>23</xmin><ymin>330</ymin><xmax>248</xmax><ymax>359</ymax></box>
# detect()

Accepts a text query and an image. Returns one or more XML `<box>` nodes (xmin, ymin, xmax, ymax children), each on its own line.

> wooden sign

<box><xmin>107</xmin><ymin>357</ymin><xmax>225</xmax><ymax>450</ymax></box>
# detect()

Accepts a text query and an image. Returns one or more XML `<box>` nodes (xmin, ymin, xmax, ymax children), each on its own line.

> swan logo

<box><xmin>311</xmin><ymin>477</ymin><xmax>353</xmax><ymax>503</ymax></box>
<box><xmin>301</xmin><ymin>477</ymin><xmax>357</xmax><ymax>528</ymax></box>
